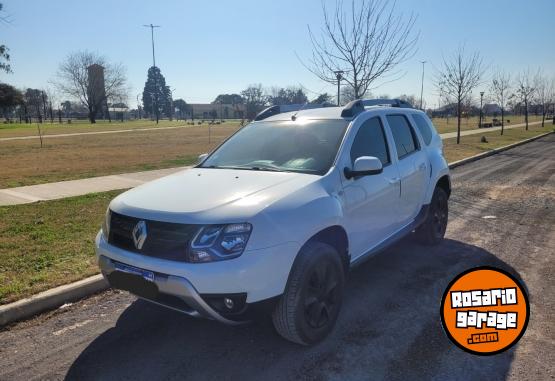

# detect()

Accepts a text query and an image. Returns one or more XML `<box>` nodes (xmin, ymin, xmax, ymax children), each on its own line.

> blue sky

<box><xmin>2</xmin><ymin>0</ymin><xmax>554</xmax><ymax>107</ymax></box>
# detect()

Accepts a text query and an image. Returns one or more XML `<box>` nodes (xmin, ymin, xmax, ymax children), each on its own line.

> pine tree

<box><xmin>142</xmin><ymin>66</ymin><xmax>172</xmax><ymax>123</ymax></box>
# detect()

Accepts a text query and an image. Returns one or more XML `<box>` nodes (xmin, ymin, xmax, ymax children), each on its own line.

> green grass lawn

<box><xmin>0</xmin><ymin>128</ymin><xmax>552</xmax><ymax>305</ymax></box>
<box><xmin>0</xmin><ymin>118</ymin><xmax>243</xmax><ymax>138</ymax></box>
<box><xmin>0</xmin><ymin>190</ymin><xmax>122</xmax><ymax>304</ymax></box>
<box><xmin>442</xmin><ymin>125</ymin><xmax>552</xmax><ymax>163</ymax></box>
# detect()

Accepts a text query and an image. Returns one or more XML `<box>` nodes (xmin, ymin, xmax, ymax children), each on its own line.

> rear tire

<box><xmin>272</xmin><ymin>242</ymin><xmax>345</xmax><ymax>345</ymax></box>
<box><xmin>415</xmin><ymin>187</ymin><xmax>448</xmax><ymax>245</ymax></box>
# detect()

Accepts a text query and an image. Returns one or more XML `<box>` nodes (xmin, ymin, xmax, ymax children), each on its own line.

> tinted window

<box><xmin>387</xmin><ymin>115</ymin><xmax>419</xmax><ymax>159</ymax></box>
<box><xmin>412</xmin><ymin>113</ymin><xmax>433</xmax><ymax>145</ymax></box>
<box><xmin>350</xmin><ymin>117</ymin><xmax>390</xmax><ymax>166</ymax></box>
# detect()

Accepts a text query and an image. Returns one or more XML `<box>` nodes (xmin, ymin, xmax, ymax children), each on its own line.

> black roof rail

<box><xmin>254</xmin><ymin>103</ymin><xmax>336</xmax><ymax>121</ymax></box>
<box><xmin>340</xmin><ymin>98</ymin><xmax>414</xmax><ymax>118</ymax></box>
<box><xmin>340</xmin><ymin>100</ymin><xmax>365</xmax><ymax>118</ymax></box>
<box><xmin>254</xmin><ymin>105</ymin><xmax>280</xmax><ymax>121</ymax></box>
<box><xmin>361</xmin><ymin>99</ymin><xmax>414</xmax><ymax>108</ymax></box>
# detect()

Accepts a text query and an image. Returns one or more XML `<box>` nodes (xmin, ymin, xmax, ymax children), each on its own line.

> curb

<box><xmin>0</xmin><ymin>274</ymin><xmax>108</xmax><ymax>327</ymax></box>
<box><xmin>0</xmin><ymin>131</ymin><xmax>552</xmax><ymax>327</ymax></box>
<box><xmin>448</xmin><ymin>131</ymin><xmax>553</xmax><ymax>169</ymax></box>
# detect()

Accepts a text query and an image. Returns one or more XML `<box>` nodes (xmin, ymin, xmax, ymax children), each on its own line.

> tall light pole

<box><xmin>334</xmin><ymin>70</ymin><xmax>344</xmax><ymax>106</ymax></box>
<box><xmin>479</xmin><ymin>91</ymin><xmax>485</xmax><ymax>128</ymax></box>
<box><xmin>420</xmin><ymin>61</ymin><xmax>426</xmax><ymax>109</ymax></box>
<box><xmin>143</xmin><ymin>24</ymin><xmax>161</xmax><ymax>123</ymax></box>
<box><xmin>143</xmin><ymin>24</ymin><xmax>160</xmax><ymax>68</ymax></box>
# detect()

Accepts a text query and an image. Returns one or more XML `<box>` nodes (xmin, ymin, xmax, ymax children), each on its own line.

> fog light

<box><xmin>224</xmin><ymin>298</ymin><xmax>234</xmax><ymax>309</ymax></box>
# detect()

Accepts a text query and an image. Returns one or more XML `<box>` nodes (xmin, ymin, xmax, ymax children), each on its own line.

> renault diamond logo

<box><xmin>132</xmin><ymin>220</ymin><xmax>147</xmax><ymax>250</ymax></box>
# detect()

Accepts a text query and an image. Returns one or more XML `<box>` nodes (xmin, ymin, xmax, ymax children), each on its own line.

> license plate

<box><xmin>114</xmin><ymin>262</ymin><xmax>155</xmax><ymax>282</ymax></box>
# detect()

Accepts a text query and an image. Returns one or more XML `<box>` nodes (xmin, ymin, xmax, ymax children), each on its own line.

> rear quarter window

<box><xmin>411</xmin><ymin>113</ymin><xmax>434</xmax><ymax>145</ymax></box>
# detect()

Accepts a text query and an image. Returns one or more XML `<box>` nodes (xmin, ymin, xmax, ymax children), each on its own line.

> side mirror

<box><xmin>198</xmin><ymin>153</ymin><xmax>208</xmax><ymax>164</ymax></box>
<box><xmin>344</xmin><ymin>156</ymin><xmax>383</xmax><ymax>179</ymax></box>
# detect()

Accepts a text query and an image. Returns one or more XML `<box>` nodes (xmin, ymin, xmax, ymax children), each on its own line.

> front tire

<box><xmin>415</xmin><ymin>187</ymin><xmax>448</xmax><ymax>245</ymax></box>
<box><xmin>272</xmin><ymin>242</ymin><xmax>345</xmax><ymax>345</ymax></box>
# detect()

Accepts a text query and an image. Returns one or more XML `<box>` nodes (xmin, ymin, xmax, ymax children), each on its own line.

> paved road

<box><xmin>0</xmin><ymin>167</ymin><xmax>186</xmax><ymax>205</ymax></box>
<box><xmin>0</xmin><ymin>122</ymin><xmax>548</xmax><ymax>206</ymax></box>
<box><xmin>0</xmin><ymin>124</ymin><xmax>191</xmax><ymax>142</ymax></box>
<box><xmin>439</xmin><ymin>119</ymin><xmax>544</xmax><ymax>139</ymax></box>
<box><xmin>0</xmin><ymin>135</ymin><xmax>553</xmax><ymax>381</ymax></box>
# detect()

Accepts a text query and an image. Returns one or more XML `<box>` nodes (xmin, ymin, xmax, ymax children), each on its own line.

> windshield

<box><xmin>200</xmin><ymin>119</ymin><xmax>349</xmax><ymax>175</ymax></box>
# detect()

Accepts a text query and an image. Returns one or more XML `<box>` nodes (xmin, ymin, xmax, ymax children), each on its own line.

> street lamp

<box><xmin>334</xmin><ymin>70</ymin><xmax>344</xmax><ymax>106</ymax></box>
<box><xmin>420</xmin><ymin>61</ymin><xmax>426</xmax><ymax>110</ymax></box>
<box><xmin>479</xmin><ymin>91</ymin><xmax>485</xmax><ymax>128</ymax></box>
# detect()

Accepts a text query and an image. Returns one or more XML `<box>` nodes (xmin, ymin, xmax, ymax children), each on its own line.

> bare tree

<box><xmin>513</xmin><ymin>69</ymin><xmax>536</xmax><ymax>131</ymax></box>
<box><xmin>241</xmin><ymin>84</ymin><xmax>267</xmax><ymax>120</ymax></box>
<box><xmin>489</xmin><ymin>69</ymin><xmax>511</xmax><ymax>135</ymax></box>
<box><xmin>434</xmin><ymin>46</ymin><xmax>484</xmax><ymax>144</ymax></box>
<box><xmin>304</xmin><ymin>0</ymin><xmax>418</xmax><ymax>99</ymax></box>
<box><xmin>55</xmin><ymin>51</ymin><xmax>127</xmax><ymax>123</ymax></box>
<box><xmin>534</xmin><ymin>71</ymin><xmax>554</xmax><ymax>127</ymax></box>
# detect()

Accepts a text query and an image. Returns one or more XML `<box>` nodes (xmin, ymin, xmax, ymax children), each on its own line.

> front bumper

<box><xmin>98</xmin><ymin>255</ymin><xmax>245</xmax><ymax>324</ymax></box>
<box><xmin>95</xmin><ymin>232</ymin><xmax>300</xmax><ymax>324</ymax></box>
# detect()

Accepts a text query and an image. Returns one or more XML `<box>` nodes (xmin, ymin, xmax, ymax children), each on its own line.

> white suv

<box><xmin>95</xmin><ymin>99</ymin><xmax>450</xmax><ymax>345</ymax></box>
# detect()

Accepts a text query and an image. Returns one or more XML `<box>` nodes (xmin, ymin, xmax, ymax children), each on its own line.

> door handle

<box><xmin>388</xmin><ymin>177</ymin><xmax>400</xmax><ymax>184</ymax></box>
<box><xmin>418</xmin><ymin>163</ymin><xmax>426</xmax><ymax>171</ymax></box>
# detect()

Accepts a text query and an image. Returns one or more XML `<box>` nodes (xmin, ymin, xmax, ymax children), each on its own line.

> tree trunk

<box><xmin>88</xmin><ymin>106</ymin><xmax>96</xmax><ymax>124</ymax></box>
<box><xmin>524</xmin><ymin>100</ymin><xmax>529</xmax><ymax>130</ymax></box>
<box><xmin>456</xmin><ymin>99</ymin><xmax>461</xmax><ymax>144</ymax></box>
<box><xmin>501</xmin><ymin>108</ymin><xmax>504</xmax><ymax>135</ymax></box>
<box><xmin>541</xmin><ymin>104</ymin><xmax>545</xmax><ymax>127</ymax></box>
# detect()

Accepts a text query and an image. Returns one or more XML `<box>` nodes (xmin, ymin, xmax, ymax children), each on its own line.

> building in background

<box><xmin>187</xmin><ymin>103</ymin><xmax>245</xmax><ymax>120</ymax></box>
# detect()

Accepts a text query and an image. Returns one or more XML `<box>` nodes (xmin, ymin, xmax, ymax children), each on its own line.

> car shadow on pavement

<box><xmin>65</xmin><ymin>238</ymin><xmax>525</xmax><ymax>381</ymax></box>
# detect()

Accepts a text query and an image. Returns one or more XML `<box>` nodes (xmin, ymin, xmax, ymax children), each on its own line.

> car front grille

<box><xmin>108</xmin><ymin>212</ymin><xmax>199</xmax><ymax>262</ymax></box>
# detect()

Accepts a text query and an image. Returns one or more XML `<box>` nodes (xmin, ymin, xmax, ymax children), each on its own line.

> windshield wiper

<box><xmin>205</xmin><ymin>165</ymin><xmax>284</xmax><ymax>172</ymax></box>
<box><xmin>249</xmin><ymin>166</ymin><xmax>285</xmax><ymax>172</ymax></box>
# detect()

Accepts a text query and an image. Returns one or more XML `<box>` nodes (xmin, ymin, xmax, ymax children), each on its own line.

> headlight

<box><xmin>188</xmin><ymin>223</ymin><xmax>252</xmax><ymax>263</ymax></box>
<box><xmin>101</xmin><ymin>208</ymin><xmax>112</xmax><ymax>240</ymax></box>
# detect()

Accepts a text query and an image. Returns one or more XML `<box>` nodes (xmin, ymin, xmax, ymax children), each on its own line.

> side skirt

<box><xmin>349</xmin><ymin>204</ymin><xmax>430</xmax><ymax>268</ymax></box>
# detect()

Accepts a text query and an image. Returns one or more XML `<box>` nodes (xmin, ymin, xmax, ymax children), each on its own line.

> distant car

<box><xmin>95</xmin><ymin>99</ymin><xmax>451</xmax><ymax>345</ymax></box>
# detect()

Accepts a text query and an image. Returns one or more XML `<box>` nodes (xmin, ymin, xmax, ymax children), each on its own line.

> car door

<box><xmin>339</xmin><ymin>115</ymin><xmax>401</xmax><ymax>261</ymax></box>
<box><xmin>385</xmin><ymin>114</ymin><xmax>429</xmax><ymax>225</ymax></box>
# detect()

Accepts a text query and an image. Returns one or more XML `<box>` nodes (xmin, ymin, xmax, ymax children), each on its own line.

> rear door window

<box><xmin>386</xmin><ymin>115</ymin><xmax>419</xmax><ymax>159</ymax></box>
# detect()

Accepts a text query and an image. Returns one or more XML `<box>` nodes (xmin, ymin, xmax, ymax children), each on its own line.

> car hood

<box><xmin>110</xmin><ymin>167</ymin><xmax>320</xmax><ymax>223</ymax></box>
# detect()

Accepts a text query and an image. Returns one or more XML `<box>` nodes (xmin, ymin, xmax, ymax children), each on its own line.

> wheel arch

<box><xmin>436</xmin><ymin>174</ymin><xmax>451</xmax><ymax>198</ymax></box>
<box><xmin>300</xmin><ymin>225</ymin><xmax>350</xmax><ymax>274</ymax></box>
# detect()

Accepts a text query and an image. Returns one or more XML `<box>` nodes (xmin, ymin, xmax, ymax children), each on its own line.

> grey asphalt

<box><xmin>0</xmin><ymin>134</ymin><xmax>553</xmax><ymax>381</ymax></box>
<box><xmin>0</xmin><ymin>120</ymin><xmax>545</xmax><ymax>206</ymax></box>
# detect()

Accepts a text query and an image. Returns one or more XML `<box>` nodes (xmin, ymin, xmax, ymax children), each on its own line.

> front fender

<box><xmin>246</xmin><ymin>186</ymin><xmax>344</xmax><ymax>251</ymax></box>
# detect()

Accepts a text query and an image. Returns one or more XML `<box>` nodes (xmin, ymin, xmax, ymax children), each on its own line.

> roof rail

<box><xmin>254</xmin><ymin>103</ymin><xmax>335</xmax><ymax>121</ymax></box>
<box><xmin>254</xmin><ymin>105</ymin><xmax>280</xmax><ymax>121</ymax></box>
<box><xmin>361</xmin><ymin>98</ymin><xmax>413</xmax><ymax>108</ymax></box>
<box><xmin>341</xmin><ymin>98</ymin><xmax>414</xmax><ymax>118</ymax></box>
